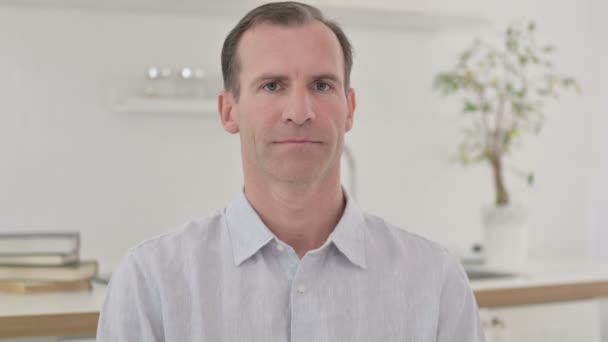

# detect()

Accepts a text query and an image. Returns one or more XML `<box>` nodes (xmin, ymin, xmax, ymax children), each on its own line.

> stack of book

<box><xmin>0</xmin><ymin>232</ymin><xmax>98</xmax><ymax>294</ymax></box>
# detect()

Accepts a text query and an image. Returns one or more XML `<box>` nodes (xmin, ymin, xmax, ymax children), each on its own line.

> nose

<box><xmin>281</xmin><ymin>86</ymin><xmax>316</xmax><ymax>125</ymax></box>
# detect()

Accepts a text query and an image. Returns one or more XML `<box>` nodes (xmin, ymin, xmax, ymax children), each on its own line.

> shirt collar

<box><xmin>224</xmin><ymin>190</ymin><xmax>275</xmax><ymax>267</ymax></box>
<box><xmin>224</xmin><ymin>187</ymin><xmax>367</xmax><ymax>269</ymax></box>
<box><xmin>328</xmin><ymin>188</ymin><xmax>367</xmax><ymax>269</ymax></box>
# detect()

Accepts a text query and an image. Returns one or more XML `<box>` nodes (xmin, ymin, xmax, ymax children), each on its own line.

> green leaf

<box><xmin>460</xmin><ymin>151</ymin><xmax>473</xmax><ymax>165</ymax></box>
<box><xmin>433</xmin><ymin>73</ymin><xmax>463</xmax><ymax>95</ymax></box>
<box><xmin>463</xmin><ymin>100</ymin><xmax>479</xmax><ymax>113</ymax></box>
<box><xmin>528</xmin><ymin>21</ymin><xmax>536</xmax><ymax>32</ymax></box>
<box><xmin>512</xmin><ymin>101</ymin><xmax>529</xmax><ymax>116</ymax></box>
<box><xmin>527</xmin><ymin>172</ymin><xmax>535</xmax><ymax>186</ymax></box>
<box><xmin>507</xmin><ymin>40</ymin><xmax>518</xmax><ymax>51</ymax></box>
<box><xmin>460</xmin><ymin>50</ymin><xmax>473</xmax><ymax>63</ymax></box>
<box><xmin>519</xmin><ymin>56</ymin><xmax>528</xmax><ymax>65</ymax></box>
<box><xmin>542</xmin><ymin>45</ymin><xmax>556</xmax><ymax>53</ymax></box>
<box><xmin>503</xmin><ymin>132</ymin><xmax>511</xmax><ymax>147</ymax></box>
<box><xmin>486</xmin><ymin>52</ymin><xmax>496</xmax><ymax>63</ymax></box>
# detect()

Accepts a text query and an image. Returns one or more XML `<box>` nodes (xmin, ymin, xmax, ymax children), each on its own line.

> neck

<box><xmin>244</xmin><ymin>174</ymin><xmax>345</xmax><ymax>259</ymax></box>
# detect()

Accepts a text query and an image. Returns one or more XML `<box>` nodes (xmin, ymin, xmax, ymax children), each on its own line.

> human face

<box><xmin>219</xmin><ymin>21</ymin><xmax>356</xmax><ymax>185</ymax></box>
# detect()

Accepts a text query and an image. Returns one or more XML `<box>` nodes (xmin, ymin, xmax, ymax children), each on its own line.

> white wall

<box><xmin>0</xmin><ymin>0</ymin><xmax>604</xmax><ymax>274</ymax></box>
<box><xmin>0</xmin><ymin>8</ymin><xmax>245</xmax><ymax>273</ymax></box>
<box><xmin>585</xmin><ymin>0</ymin><xmax>608</xmax><ymax>261</ymax></box>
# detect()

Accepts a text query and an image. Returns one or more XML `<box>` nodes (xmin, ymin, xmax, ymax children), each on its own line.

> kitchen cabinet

<box><xmin>479</xmin><ymin>299</ymin><xmax>602</xmax><ymax>342</ymax></box>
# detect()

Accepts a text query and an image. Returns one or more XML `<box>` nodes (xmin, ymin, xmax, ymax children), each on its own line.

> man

<box><xmin>97</xmin><ymin>2</ymin><xmax>486</xmax><ymax>341</ymax></box>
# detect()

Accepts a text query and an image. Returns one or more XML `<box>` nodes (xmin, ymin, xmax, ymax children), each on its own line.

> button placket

<box><xmin>272</xmin><ymin>240</ymin><xmax>300</xmax><ymax>283</ymax></box>
<box><xmin>292</xmin><ymin>256</ymin><xmax>310</xmax><ymax>296</ymax></box>
<box><xmin>290</xmin><ymin>253</ymin><xmax>317</xmax><ymax>342</ymax></box>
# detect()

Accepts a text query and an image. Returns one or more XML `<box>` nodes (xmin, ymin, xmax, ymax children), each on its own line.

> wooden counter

<box><xmin>0</xmin><ymin>283</ymin><xmax>105</xmax><ymax>338</ymax></box>
<box><xmin>0</xmin><ymin>312</ymin><xmax>99</xmax><ymax>339</ymax></box>
<box><xmin>470</xmin><ymin>259</ymin><xmax>608</xmax><ymax>307</ymax></box>
<box><xmin>475</xmin><ymin>280</ymin><xmax>608</xmax><ymax>307</ymax></box>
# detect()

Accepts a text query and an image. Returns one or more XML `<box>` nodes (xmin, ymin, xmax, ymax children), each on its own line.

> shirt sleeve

<box><xmin>96</xmin><ymin>252</ymin><xmax>164</xmax><ymax>341</ymax></box>
<box><xmin>436</xmin><ymin>252</ymin><xmax>487</xmax><ymax>342</ymax></box>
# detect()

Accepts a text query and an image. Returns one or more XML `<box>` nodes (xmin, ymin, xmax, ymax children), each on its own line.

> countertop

<box><xmin>468</xmin><ymin>258</ymin><xmax>608</xmax><ymax>307</ymax></box>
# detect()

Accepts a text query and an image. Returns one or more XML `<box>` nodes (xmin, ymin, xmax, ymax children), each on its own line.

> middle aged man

<box><xmin>97</xmin><ymin>2</ymin><xmax>486</xmax><ymax>341</ymax></box>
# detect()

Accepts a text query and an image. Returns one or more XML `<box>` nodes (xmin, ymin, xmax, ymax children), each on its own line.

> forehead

<box><xmin>236</xmin><ymin>21</ymin><xmax>345</xmax><ymax>82</ymax></box>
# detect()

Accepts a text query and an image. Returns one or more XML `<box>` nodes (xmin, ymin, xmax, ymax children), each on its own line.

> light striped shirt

<box><xmin>97</xmin><ymin>189</ymin><xmax>486</xmax><ymax>341</ymax></box>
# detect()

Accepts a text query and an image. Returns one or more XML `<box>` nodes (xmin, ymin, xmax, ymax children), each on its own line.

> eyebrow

<box><xmin>313</xmin><ymin>73</ymin><xmax>342</xmax><ymax>85</ymax></box>
<box><xmin>249</xmin><ymin>73</ymin><xmax>343</xmax><ymax>87</ymax></box>
<box><xmin>250</xmin><ymin>74</ymin><xmax>289</xmax><ymax>87</ymax></box>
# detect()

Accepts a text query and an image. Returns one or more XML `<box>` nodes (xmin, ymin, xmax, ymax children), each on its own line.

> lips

<box><xmin>274</xmin><ymin>138</ymin><xmax>321</xmax><ymax>144</ymax></box>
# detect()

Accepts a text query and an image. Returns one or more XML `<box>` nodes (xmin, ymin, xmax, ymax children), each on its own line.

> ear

<box><xmin>345</xmin><ymin>87</ymin><xmax>356</xmax><ymax>132</ymax></box>
<box><xmin>218</xmin><ymin>90</ymin><xmax>239</xmax><ymax>134</ymax></box>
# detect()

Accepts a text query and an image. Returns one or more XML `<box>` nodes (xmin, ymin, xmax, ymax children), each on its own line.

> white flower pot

<box><xmin>481</xmin><ymin>202</ymin><xmax>528</xmax><ymax>270</ymax></box>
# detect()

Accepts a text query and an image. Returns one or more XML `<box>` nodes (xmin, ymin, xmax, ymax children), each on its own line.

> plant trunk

<box><xmin>489</xmin><ymin>154</ymin><xmax>509</xmax><ymax>207</ymax></box>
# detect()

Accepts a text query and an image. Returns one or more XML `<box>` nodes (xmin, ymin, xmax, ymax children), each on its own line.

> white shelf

<box><xmin>113</xmin><ymin>96</ymin><xmax>217</xmax><ymax>115</ymax></box>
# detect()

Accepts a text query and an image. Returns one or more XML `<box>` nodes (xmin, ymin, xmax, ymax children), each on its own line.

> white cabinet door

<box><xmin>480</xmin><ymin>299</ymin><xmax>602</xmax><ymax>342</ymax></box>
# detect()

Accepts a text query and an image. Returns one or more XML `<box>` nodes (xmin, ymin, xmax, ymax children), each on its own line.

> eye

<box><xmin>315</xmin><ymin>82</ymin><xmax>332</xmax><ymax>92</ymax></box>
<box><xmin>263</xmin><ymin>82</ymin><xmax>282</xmax><ymax>91</ymax></box>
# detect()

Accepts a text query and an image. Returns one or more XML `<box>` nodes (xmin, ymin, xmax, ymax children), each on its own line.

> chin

<box><xmin>266</xmin><ymin>161</ymin><xmax>329</xmax><ymax>184</ymax></box>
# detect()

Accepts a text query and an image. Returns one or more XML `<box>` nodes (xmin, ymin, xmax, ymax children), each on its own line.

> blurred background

<box><xmin>0</xmin><ymin>0</ymin><xmax>606</xmax><ymax>341</ymax></box>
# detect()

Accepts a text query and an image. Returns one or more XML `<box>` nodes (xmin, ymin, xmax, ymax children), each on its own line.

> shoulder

<box><xmin>362</xmin><ymin>212</ymin><xmax>462</xmax><ymax>277</ymax></box>
<box><xmin>116</xmin><ymin>209</ymin><xmax>226</xmax><ymax>278</ymax></box>
<box><xmin>132</xmin><ymin>210</ymin><xmax>223</xmax><ymax>255</ymax></box>
<box><xmin>363</xmin><ymin>212</ymin><xmax>452</xmax><ymax>261</ymax></box>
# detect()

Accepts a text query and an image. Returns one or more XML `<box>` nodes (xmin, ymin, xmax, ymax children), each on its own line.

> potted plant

<box><xmin>433</xmin><ymin>21</ymin><xmax>580</xmax><ymax>268</ymax></box>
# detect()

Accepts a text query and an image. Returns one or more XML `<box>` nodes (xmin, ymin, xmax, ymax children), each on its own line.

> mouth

<box><xmin>273</xmin><ymin>139</ymin><xmax>322</xmax><ymax>144</ymax></box>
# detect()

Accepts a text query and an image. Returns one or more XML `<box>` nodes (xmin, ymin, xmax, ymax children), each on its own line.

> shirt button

<box><xmin>276</xmin><ymin>244</ymin><xmax>285</xmax><ymax>252</ymax></box>
<box><xmin>296</xmin><ymin>285</ymin><xmax>306</xmax><ymax>294</ymax></box>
